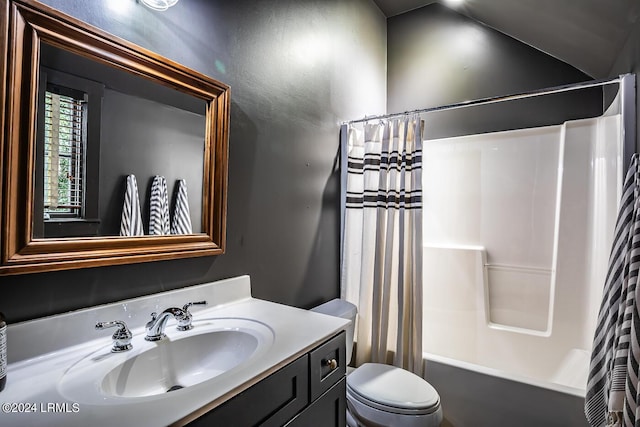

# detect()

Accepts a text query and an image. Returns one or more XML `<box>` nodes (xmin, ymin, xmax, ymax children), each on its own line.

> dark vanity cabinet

<box><xmin>186</xmin><ymin>331</ymin><xmax>347</xmax><ymax>427</ymax></box>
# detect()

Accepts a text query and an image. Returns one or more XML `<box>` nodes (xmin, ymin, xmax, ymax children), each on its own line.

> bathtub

<box><xmin>422</xmin><ymin>244</ymin><xmax>592</xmax><ymax>399</ymax></box>
<box><xmin>421</xmin><ymin>353</ymin><xmax>589</xmax><ymax>427</ymax></box>
<box><xmin>423</xmin><ymin>341</ymin><xmax>588</xmax><ymax>397</ymax></box>
<box><xmin>421</xmin><ymin>113</ymin><xmax>623</xmax><ymax>407</ymax></box>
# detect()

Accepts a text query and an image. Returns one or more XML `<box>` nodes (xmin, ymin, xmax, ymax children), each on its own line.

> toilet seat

<box><xmin>346</xmin><ymin>363</ymin><xmax>441</xmax><ymax>416</ymax></box>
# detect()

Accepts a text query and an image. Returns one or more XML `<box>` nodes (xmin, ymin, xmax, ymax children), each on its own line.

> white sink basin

<box><xmin>59</xmin><ymin>318</ymin><xmax>274</xmax><ymax>404</ymax></box>
<box><xmin>102</xmin><ymin>329</ymin><xmax>261</xmax><ymax>397</ymax></box>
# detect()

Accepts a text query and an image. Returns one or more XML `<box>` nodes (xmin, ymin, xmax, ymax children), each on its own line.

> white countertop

<box><xmin>0</xmin><ymin>276</ymin><xmax>349</xmax><ymax>426</ymax></box>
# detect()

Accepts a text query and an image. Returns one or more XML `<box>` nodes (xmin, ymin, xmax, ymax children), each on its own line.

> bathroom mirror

<box><xmin>0</xmin><ymin>0</ymin><xmax>230</xmax><ymax>274</ymax></box>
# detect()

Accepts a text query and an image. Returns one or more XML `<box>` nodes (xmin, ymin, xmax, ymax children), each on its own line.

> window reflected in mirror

<box><xmin>43</xmin><ymin>87</ymin><xmax>86</xmax><ymax>220</ymax></box>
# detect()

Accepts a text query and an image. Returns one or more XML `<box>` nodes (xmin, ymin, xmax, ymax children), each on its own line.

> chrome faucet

<box><xmin>145</xmin><ymin>301</ymin><xmax>207</xmax><ymax>341</ymax></box>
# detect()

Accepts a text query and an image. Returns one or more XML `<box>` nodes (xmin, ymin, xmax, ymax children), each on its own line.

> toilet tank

<box><xmin>311</xmin><ymin>299</ymin><xmax>357</xmax><ymax>364</ymax></box>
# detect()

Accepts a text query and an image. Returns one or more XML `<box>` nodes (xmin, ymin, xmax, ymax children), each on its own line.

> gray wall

<box><xmin>387</xmin><ymin>4</ymin><xmax>593</xmax><ymax>115</ymax></box>
<box><xmin>385</xmin><ymin>4</ymin><xmax>595</xmax><ymax>427</ymax></box>
<box><xmin>387</xmin><ymin>4</ymin><xmax>602</xmax><ymax>144</ymax></box>
<box><xmin>1</xmin><ymin>0</ymin><xmax>386</xmax><ymax>322</ymax></box>
<box><xmin>609</xmin><ymin>18</ymin><xmax>640</xmax><ymax>153</ymax></box>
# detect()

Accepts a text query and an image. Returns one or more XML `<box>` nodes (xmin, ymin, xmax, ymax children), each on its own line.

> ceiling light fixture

<box><xmin>140</xmin><ymin>0</ymin><xmax>178</xmax><ymax>11</ymax></box>
<box><xmin>443</xmin><ymin>0</ymin><xmax>464</xmax><ymax>8</ymax></box>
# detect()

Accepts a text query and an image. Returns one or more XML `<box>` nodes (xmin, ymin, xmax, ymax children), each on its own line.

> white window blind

<box><xmin>44</xmin><ymin>90</ymin><xmax>86</xmax><ymax>218</ymax></box>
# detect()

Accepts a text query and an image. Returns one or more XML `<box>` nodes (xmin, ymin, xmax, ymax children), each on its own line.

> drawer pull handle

<box><xmin>323</xmin><ymin>358</ymin><xmax>338</xmax><ymax>370</ymax></box>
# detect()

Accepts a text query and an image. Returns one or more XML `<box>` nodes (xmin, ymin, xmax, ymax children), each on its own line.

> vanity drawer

<box><xmin>309</xmin><ymin>331</ymin><xmax>346</xmax><ymax>401</ymax></box>
<box><xmin>187</xmin><ymin>354</ymin><xmax>309</xmax><ymax>426</ymax></box>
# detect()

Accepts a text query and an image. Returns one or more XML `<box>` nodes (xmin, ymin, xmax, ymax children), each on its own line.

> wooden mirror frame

<box><xmin>0</xmin><ymin>0</ymin><xmax>229</xmax><ymax>274</ymax></box>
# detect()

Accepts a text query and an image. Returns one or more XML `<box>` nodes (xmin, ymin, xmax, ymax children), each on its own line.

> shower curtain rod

<box><xmin>339</xmin><ymin>74</ymin><xmax>636</xmax><ymax>274</ymax></box>
<box><xmin>344</xmin><ymin>75</ymin><xmax>624</xmax><ymax>125</ymax></box>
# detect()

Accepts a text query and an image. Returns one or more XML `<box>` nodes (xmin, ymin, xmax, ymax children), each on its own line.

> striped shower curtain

<box><xmin>341</xmin><ymin>117</ymin><xmax>424</xmax><ymax>375</ymax></box>
<box><xmin>586</xmin><ymin>153</ymin><xmax>640</xmax><ymax>427</ymax></box>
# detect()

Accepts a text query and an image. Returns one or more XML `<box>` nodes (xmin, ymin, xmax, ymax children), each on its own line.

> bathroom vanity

<box><xmin>1</xmin><ymin>276</ymin><xmax>349</xmax><ymax>427</ymax></box>
<box><xmin>185</xmin><ymin>332</ymin><xmax>346</xmax><ymax>426</ymax></box>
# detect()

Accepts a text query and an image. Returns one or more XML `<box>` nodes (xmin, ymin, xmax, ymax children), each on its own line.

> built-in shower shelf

<box><xmin>484</xmin><ymin>262</ymin><xmax>554</xmax><ymax>335</ymax></box>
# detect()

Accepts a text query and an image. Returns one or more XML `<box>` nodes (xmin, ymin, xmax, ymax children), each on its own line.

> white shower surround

<box><xmin>421</xmin><ymin>111</ymin><xmax>623</xmax><ymax>397</ymax></box>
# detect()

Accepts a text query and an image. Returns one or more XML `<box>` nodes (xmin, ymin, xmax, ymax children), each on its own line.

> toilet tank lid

<box><xmin>311</xmin><ymin>299</ymin><xmax>357</xmax><ymax>319</ymax></box>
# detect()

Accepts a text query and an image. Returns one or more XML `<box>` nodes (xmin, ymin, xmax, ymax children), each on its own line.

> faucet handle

<box><xmin>177</xmin><ymin>301</ymin><xmax>208</xmax><ymax>331</ymax></box>
<box><xmin>96</xmin><ymin>320</ymin><xmax>133</xmax><ymax>352</ymax></box>
<box><xmin>182</xmin><ymin>301</ymin><xmax>207</xmax><ymax>312</ymax></box>
<box><xmin>146</xmin><ymin>312</ymin><xmax>158</xmax><ymax>328</ymax></box>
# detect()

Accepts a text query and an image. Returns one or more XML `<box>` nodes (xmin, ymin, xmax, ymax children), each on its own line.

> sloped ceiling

<box><xmin>372</xmin><ymin>0</ymin><xmax>640</xmax><ymax>78</ymax></box>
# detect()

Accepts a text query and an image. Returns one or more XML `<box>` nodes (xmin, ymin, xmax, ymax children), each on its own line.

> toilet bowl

<box><xmin>312</xmin><ymin>299</ymin><xmax>443</xmax><ymax>427</ymax></box>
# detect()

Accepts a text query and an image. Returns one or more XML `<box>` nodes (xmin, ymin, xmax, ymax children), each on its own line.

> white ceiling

<box><xmin>372</xmin><ymin>0</ymin><xmax>640</xmax><ymax>77</ymax></box>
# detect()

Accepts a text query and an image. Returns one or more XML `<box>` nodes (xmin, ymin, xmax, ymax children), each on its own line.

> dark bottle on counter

<box><xmin>0</xmin><ymin>312</ymin><xmax>6</xmax><ymax>391</ymax></box>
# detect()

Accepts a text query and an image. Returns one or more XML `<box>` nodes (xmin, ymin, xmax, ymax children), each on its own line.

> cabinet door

<box><xmin>187</xmin><ymin>355</ymin><xmax>310</xmax><ymax>427</ymax></box>
<box><xmin>309</xmin><ymin>332</ymin><xmax>346</xmax><ymax>401</ymax></box>
<box><xmin>285</xmin><ymin>378</ymin><xmax>346</xmax><ymax>427</ymax></box>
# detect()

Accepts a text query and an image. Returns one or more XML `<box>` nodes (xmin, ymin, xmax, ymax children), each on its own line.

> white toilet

<box><xmin>312</xmin><ymin>299</ymin><xmax>443</xmax><ymax>427</ymax></box>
